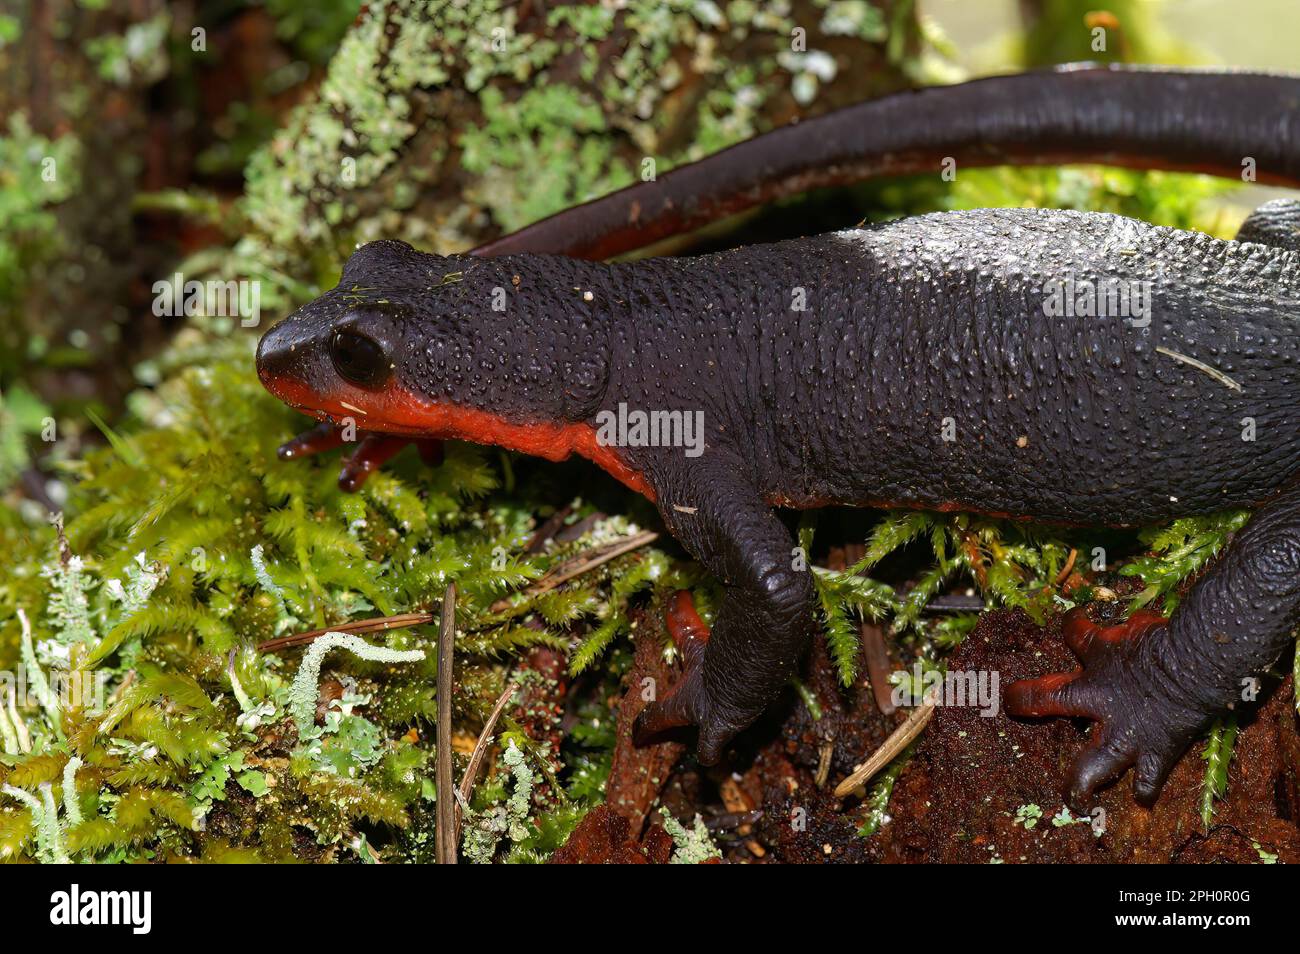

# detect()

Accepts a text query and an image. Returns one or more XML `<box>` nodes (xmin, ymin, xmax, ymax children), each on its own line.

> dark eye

<box><xmin>330</xmin><ymin>330</ymin><xmax>390</xmax><ymax>388</ymax></box>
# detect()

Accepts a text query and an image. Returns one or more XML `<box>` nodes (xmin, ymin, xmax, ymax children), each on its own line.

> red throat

<box><xmin>412</xmin><ymin>402</ymin><xmax>657</xmax><ymax>501</ymax></box>
<box><xmin>266</xmin><ymin>373</ymin><xmax>655</xmax><ymax>501</ymax></box>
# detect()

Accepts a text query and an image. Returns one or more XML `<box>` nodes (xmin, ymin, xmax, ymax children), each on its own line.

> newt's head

<box><xmin>256</xmin><ymin>240</ymin><xmax>611</xmax><ymax>443</ymax></box>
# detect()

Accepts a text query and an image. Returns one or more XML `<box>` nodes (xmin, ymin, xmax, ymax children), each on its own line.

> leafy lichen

<box><xmin>461</xmin><ymin>739</ymin><xmax>537</xmax><ymax>863</ymax></box>
<box><xmin>659</xmin><ymin>806</ymin><xmax>722</xmax><ymax>864</ymax></box>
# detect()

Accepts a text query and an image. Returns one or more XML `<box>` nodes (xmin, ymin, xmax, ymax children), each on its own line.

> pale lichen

<box><xmin>288</xmin><ymin>631</ymin><xmax>425</xmax><ymax>736</ymax></box>
<box><xmin>61</xmin><ymin>756</ymin><xmax>83</xmax><ymax>827</ymax></box>
<box><xmin>40</xmin><ymin>554</ymin><xmax>96</xmax><ymax>656</ymax></box>
<box><xmin>659</xmin><ymin>805</ymin><xmax>722</xmax><ymax>864</ymax></box>
<box><xmin>461</xmin><ymin>739</ymin><xmax>536</xmax><ymax>863</ymax></box>
<box><xmin>16</xmin><ymin>608</ymin><xmax>60</xmax><ymax>733</ymax></box>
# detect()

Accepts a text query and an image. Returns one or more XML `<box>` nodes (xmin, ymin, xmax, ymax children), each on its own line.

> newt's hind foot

<box><xmin>1006</xmin><ymin>606</ymin><xmax>1210</xmax><ymax>808</ymax></box>
<box><xmin>632</xmin><ymin>591</ymin><xmax>737</xmax><ymax>764</ymax></box>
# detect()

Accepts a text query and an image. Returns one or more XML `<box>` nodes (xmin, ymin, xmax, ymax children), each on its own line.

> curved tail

<box><xmin>471</xmin><ymin>63</ymin><xmax>1300</xmax><ymax>260</ymax></box>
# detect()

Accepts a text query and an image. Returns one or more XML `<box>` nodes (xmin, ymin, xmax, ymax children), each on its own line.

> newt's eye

<box><xmin>330</xmin><ymin>330</ymin><xmax>390</xmax><ymax>388</ymax></box>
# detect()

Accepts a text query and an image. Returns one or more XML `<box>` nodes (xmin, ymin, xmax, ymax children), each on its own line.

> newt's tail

<box><xmin>472</xmin><ymin>64</ymin><xmax>1300</xmax><ymax>261</ymax></box>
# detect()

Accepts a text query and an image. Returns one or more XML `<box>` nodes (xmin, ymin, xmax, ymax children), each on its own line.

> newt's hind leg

<box><xmin>632</xmin><ymin>453</ymin><xmax>814</xmax><ymax>763</ymax></box>
<box><xmin>1008</xmin><ymin>486</ymin><xmax>1300</xmax><ymax>806</ymax></box>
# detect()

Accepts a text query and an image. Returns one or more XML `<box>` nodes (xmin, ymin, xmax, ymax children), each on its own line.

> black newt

<box><xmin>257</xmin><ymin>64</ymin><xmax>1300</xmax><ymax>807</ymax></box>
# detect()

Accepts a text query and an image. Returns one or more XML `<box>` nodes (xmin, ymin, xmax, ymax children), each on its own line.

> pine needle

<box><xmin>257</xmin><ymin>612</ymin><xmax>435</xmax><ymax>653</ymax></box>
<box><xmin>488</xmin><ymin>530</ymin><xmax>659</xmax><ymax>613</ymax></box>
<box><xmin>456</xmin><ymin>680</ymin><xmax>518</xmax><ymax>838</ymax></box>
<box><xmin>834</xmin><ymin>703</ymin><xmax>935</xmax><ymax>797</ymax></box>
<box><xmin>436</xmin><ymin>583</ymin><xmax>457</xmax><ymax>866</ymax></box>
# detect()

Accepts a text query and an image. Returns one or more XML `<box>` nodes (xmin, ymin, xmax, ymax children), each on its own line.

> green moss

<box><xmin>1199</xmin><ymin>716</ymin><xmax>1237</xmax><ymax>828</ymax></box>
<box><xmin>0</xmin><ymin>385</ymin><xmax>52</xmax><ymax>495</ymax></box>
<box><xmin>263</xmin><ymin>0</ymin><xmax>363</xmax><ymax>65</ymax></box>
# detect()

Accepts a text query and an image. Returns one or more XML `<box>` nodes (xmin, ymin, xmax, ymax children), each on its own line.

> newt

<box><xmin>257</xmin><ymin>64</ymin><xmax>1300</xmax><ymax>806</ymax></box>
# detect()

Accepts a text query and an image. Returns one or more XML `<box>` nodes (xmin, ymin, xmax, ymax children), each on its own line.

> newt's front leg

<box><xmin>633</xmin><ymin>452</ymin><xmax>814</xmax><ymax>763</ymax></box>
<box><xmin>276</xmin><ymin>423</ymin><xmax>443</xmax><ymax>492</ymax></box>
<box><xmin>1008</xmin><ymin>486</ymin><xmax>1300</xmax><ymax>806</ymax></box>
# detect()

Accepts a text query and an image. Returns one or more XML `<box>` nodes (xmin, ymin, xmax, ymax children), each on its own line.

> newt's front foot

<box><xmin>632</xmin><ymin>591</ymin><xmax>743</xmax><ymax>764</ymax></box>
<box><xmin>277</xmin><ymin>423</ymin><xmax>443</xmax><ymax>491</ymax></box>
<box><xmin>1006</xmin><ymin>606</ymin><xmax>1212</xmax><ymax>808</ymax></box>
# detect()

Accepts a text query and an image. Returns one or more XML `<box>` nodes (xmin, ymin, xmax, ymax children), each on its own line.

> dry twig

<box><xmin>435</xmin><ymin>584</ymin><xmax>458</xmax><ymax>865</ymax></box>
<box><xmin>833</xmin><ymin>702</ymin><xmax>935</xmax><ymax>797</ymax></box>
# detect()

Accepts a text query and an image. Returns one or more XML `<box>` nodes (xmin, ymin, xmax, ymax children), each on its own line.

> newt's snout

<box><xmin>256</xmin><ymin>320</ymin><xmax>300</xmax><ymax>395</ymax></box>
<box><xmin>256</xmin><ymin>315</ymin><xmax>331</xmax><ymax>411</ymax></box>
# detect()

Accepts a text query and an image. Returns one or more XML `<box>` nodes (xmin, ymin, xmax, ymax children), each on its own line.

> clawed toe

<box><xmin>632</xmin><ymin>668</ymin><xmax>705</xmax><ymax>744</ymax></box>
<box><xmin>633</xmin><ymin>682</ymin><xmax>735</xmax><ymax>767</ymax></box>
<box><xmin>278</xmin><ymin>421</ymin><xmax>345</xmax><ymax>460</ymax></box>
<box><xmin>632</xmin><ymin>591</ymin><xmax>710</xmax><ymax>745</ymax></box>
<box><xmin>1064</xmin><ymin>734</ymin><xmax>1180</xmax><ymax>808</ymax></box>
<box><xmin>1004</xmin><ymin>670</ymin><xmax>1090</xmax><ymax>718</ymax></box>
<box><xmin>337</xmin><ymin>434</ymin><xmax>412</xmax><ymax>491</ymax></box>
<box><xmin>631</xmin><ymin>590</ymin><xmax>735</xmax><ymax>765</ymax></box>
<box><xmin>1132</xmin><ymin>749</ymin><xmax>1179</xmax><ymax>807</ymax></box>
<box><xmin>1062</xmin><ymin>606</ymin><xmax>1166</xmax><ymax>659</ymax></box>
